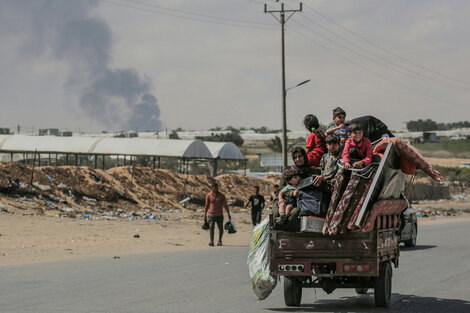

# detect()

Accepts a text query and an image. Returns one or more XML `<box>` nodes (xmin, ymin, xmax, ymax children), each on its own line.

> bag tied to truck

<box><xmin>247</xmin><ymin>218</ymin><xmax>277</xmax><ymax>301</ymax></box>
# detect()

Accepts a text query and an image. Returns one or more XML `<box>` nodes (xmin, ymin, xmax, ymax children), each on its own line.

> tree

<box><xmin>196</xmin><ymin>130</ymin><xmax>244</xmax><ymax>146</ymax></box>
<box><xmin>267</xmin><ymin>136</ymin><xmax>282</xmax><ymax>152</ymax></box>
<box><xmin>267</xmin><ymin>136</ymin><xmax>304</xmax><ymax>153</ymax></box>
<box><xmin>169</xmin><ymin>130</ymin><xmax>180</xmax><ymax>139</ymax></box>
<box><xmin>406</xmin><ymin>119</ymin><xmax>438</xmax><ymax>132</ymax></box>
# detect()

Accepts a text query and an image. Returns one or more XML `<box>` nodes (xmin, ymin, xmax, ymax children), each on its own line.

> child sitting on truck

<box><xmin>276</xmin><ymin>168</ymin><xmax>301</xmax><ymax>225</ymax></box>
<box><xmin>304</xmin><ymin>114</ymin><xmax>327</xmax><ymax>168</ymax></box>
<box><xmin>313</xmin><ymin>133</ymin><xmax>342</xmax><ymax>188</ymax></box>
<box><xmin>342</xmin><ymin>122</ymin><xmax>373</xmax><ymax>169</ymax></box>
<box><xmin>296</xmin><ymin>134</ymin><xmax>342</xmax><ymax>218</ymax></box>
<box><xmin>326</xmin><ymin>107</ymin><xmax>349</xmax><ymax>145</ymax></box>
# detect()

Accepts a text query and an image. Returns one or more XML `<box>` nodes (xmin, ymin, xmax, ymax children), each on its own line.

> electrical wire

<box><xmin>129</xmin><ymin>0</ymin><xmax>275</xmax><ymax>26</ymax></box>
<box><xmin>294</xmin><ymin>0</ymin><xmax>470</xmax><ymax>88</ymax></box>
<box><xmin>291</xmin><ymin>18</ymin><xmax>468</xmax><ymax>92</ymax></box>
<box><xmin>286</xmin><ymin>26</ymin><xmax>466</xmax><ymax>108</ymax></box>
<box><xmin>100</xmin><ymin>0</ymin><xmax>276</xmax><ymax>30</ymax></box>
<box><xmin>294</xmin><ymin>12</ymin><xmax>468</xmax><ymax>91</ymax></box>
<box><xmin>279</xmin><ymin>2</ymin><xmax>469</xmax><ymax>91</ymax></box>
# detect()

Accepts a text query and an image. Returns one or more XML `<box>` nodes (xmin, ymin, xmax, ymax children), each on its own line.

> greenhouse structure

<box><xmin>0</xmin><ymin>135</ymin><xmax>246</xmax><ymax>176</ymax></box>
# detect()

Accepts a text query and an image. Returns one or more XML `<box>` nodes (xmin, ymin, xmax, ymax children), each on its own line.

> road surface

<box><xmin>1</xmin><ymin>220</ymin><xmax>469</xmax><ymax>313</ymax></box>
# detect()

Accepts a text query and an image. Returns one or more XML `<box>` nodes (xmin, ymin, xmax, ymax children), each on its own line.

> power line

<box><xmin>100</xmin><ymin>0</ymin><xmax>276</xmax><ymax>30</ymax></box>
<box><xmin>287</xmin><ymin>25</ymin><xmax>465</xmax><ymax>109</ymax></box>
<box><xmin>292</xmin><ymin>9</ymin><xmax>469</xmax><ymax>91</ymax></box>
<box><xmin>296</xmin><ymin>0</ymin><xmax>470</xmax><ymax>88</ymax></box>
<box><xmin>291</xmin><ymin>18</ymin><xmax>469</xmax><ymax>92</ymax></box>
<box><xmin>129</xmin><ymin>0</ymin><xmax>275</xmax><ymax>26</ymax></box>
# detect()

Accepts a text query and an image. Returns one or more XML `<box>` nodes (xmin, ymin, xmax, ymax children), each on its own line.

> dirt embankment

<box><xmin>0</xmin><ymin>163</ymin><xmax>283</xmax><ymax>266</ymax></box>
<box><xmin>0</xmin><ymin>163</ymin><xmax>279</xmax><ymax>219</ymax></box>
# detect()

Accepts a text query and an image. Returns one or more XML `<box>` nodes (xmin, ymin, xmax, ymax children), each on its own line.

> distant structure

<box><xmin>0</xmin><ymin>128</ymin><xmax>10</xmax><ymax>135</ymax></box>
<box><xmin>38</xmin><ymin>128</ymin><xmax>59</xmax><ymax>136</ymax></box>
<box><xmin>0</xmin><ymin>135</ymin><xmax>246</xmax><ymax>176</ymax></box>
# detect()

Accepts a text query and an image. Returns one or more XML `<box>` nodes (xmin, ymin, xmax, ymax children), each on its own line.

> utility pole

<box><xmin>265</xmin><ymin>2</ymin><xmax>302</xmax><ymax>170</ymax></box>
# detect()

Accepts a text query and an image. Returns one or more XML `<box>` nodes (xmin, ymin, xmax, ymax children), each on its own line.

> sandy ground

<box><xmin>1</xmin><ymin>207</ymin><xmax>469</xmax><ymax>267</ymax></box>
<box><xmin>0</xmin><ymin>208</ymin><xmax>271</xmax><ymax>267</ymax></box>
<box><xmin>425</xmin><ymin>157</ymin><xmax>470</xmax><ymax>168</ymax></box>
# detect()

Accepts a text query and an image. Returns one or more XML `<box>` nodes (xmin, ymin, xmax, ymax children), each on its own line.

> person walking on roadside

<box><xmin>245</xmin><ymin>186</ymin><xmax>265</xmax><ymax>226</ymax></box>
<box><xmin>204</xmin><ymin>183</ymin><xmax>231</xmax><ymax>246</ymax></box>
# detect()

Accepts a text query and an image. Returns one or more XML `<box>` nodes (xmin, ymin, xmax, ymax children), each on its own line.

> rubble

<box><xmin>0</xmin><ymin>163</ymin><xmax>278</xmax><ymax>221</ymax></box>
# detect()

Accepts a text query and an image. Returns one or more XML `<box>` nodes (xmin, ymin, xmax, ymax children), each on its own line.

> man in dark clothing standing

<box><xmin>204</xmin><ymin>183</ymin><xmax>231</xmax><ymax>246</ymax></box>
<box><xmin>245</xmin><ymin>186</ymin><xmax>265</xmax><ymax>226</ymax></box>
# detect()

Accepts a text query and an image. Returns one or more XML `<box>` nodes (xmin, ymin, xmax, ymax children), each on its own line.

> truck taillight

<box><xmin>278</xmin><ymin>264</ymin><xmax>304</xmax><ymax>272</ymax></box>
<box><xmin>343</xmin><ymin>264</ymin><xmax>370</xmax><ymax>272</ymax></box>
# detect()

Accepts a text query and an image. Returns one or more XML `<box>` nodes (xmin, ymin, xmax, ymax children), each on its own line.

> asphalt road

<box><xmin>1</xmin><ymin>220</ymin><xmax>469</xmax><ymax>313</ymax></box>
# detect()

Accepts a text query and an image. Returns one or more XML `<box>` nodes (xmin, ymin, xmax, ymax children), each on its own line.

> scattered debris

<box><xmin>32</xmin><ymin>182</ymin><xmax>51</xmax><ymax>191</ymax></box>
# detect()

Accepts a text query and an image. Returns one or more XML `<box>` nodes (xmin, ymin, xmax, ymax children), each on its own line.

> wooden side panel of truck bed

<box><xmin>269</xmin><ymin>229</ymin><xmax>400</xmax><ymax>277</ymax></box>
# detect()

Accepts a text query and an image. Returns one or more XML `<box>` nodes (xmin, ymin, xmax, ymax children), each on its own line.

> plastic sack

<box><xmin>201</xmin><ymin>221</ymin><xmax>209</xmax><ymax>230</ymax></box>
<box><xmin>247</xmin><ymin>218</ymin><xmax>277</xmax><ymax>301</ymax></box>
<box><xmin>224</xmin><ymin>220</ymin><xmax>237</xmax><ymax>234</ymax></box>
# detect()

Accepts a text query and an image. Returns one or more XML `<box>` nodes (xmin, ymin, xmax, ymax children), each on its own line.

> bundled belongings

<box><xmin>298</xmin><ymin>189</ymin><xmax>323</xmax><ymax>217</ymax></box>
<box><xmin>373</xmin><ymin>137</ymin><xmax>443</xmax><ymax>181</ymax></box>
<box><xmin>300</xmin><ymin>216</ymin><xmax>325</xmax><ymax>233</ymax></box>
<box><xmin>247</xmin><ymin>218</ymin><xmax>277</xmax><ymax>301</ymax></box>
<box><xmin>322</xmin><ymin>139</ymin><xmax>442</xmax><ymax>234</ymax></box>
<box><xmin>347</xmin><ymin>115</ymin><xmax>394</xmax><ymax>142</ymax></box>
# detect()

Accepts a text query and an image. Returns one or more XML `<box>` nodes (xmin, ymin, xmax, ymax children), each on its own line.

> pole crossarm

<box><xmin>264</xmin><ymin>2</ymin><xmax>302</xmax><ymax>170</ymax></box>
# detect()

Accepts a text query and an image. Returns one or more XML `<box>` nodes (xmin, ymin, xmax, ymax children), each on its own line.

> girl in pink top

<box><xmin>304</xmin><ymin>114</ymin><xmax>327</xmax><ymax>168</ymax></box>
<box><xmin>343</xmin><ymin>122</ymin><xmax>372</xmax><ymax>169</ymax></box>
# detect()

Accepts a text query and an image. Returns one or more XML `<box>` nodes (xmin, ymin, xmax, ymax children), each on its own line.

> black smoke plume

<box><xmin>0</xmin><ymin>0</ymin><xmax>162</xmax><ymax>131</ymax></box>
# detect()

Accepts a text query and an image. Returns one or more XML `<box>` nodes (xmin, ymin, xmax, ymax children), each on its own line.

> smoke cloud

<box><xmin>0</xmin><ymin>0</ymin><xmax>162</xmax><ymax>131</ymax></box>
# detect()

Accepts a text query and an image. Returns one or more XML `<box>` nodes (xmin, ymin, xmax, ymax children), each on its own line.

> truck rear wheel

<box><xmin>374</xmin><ymin>262</ymin><xmax>392</xmax><ymax>307</ymax></box>
<box><xmin>284</xmin><ymin>276</ymin><xmax>302</xmax><ymax>306</ymax></box>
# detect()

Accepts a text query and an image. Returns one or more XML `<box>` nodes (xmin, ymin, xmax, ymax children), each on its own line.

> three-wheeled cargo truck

<box><xmin>269</xmin><ymin>141</ymin><xmax>413</xmax><ymax>307</ymax></box>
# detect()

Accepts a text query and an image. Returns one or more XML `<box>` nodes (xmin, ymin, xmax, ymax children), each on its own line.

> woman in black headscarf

<box><xmin>274</xmin><ymin>147</ymin><xmax>315</xmax><ymax>230</ymax></box>
<box><xmin>279</xmin><ymin>147</ymin><xmax>316</xmax><ymax>187</ymax></box>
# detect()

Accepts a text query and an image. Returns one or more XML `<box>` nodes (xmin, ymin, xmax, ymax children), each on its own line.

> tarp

<box><xmin>346</xmin><ymin>115</ymin><xmax>394</xmax><ymax>142</ymax></box>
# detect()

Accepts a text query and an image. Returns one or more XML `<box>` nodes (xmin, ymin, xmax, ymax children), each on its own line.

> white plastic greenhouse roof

<box><xmin>0</xmin><ymin>135</ymin><xmax>101</xmax><ymax>154</ymax></box>
<box><xmin>92</xmin><ymin>138</ymin><xmax>212</xmax><ymax>158</ymax></box>
<box><xmin>0</xmin><ymin>135</ymin><xmax>213</xmax><ymax>159</ymax></box>
<box><xmin>204</xmin><ymin>142</ymin><xmax>245</xmax><ymax>160</ymax></box>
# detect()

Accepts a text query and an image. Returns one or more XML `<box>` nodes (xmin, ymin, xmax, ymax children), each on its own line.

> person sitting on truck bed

<box><xmin>276</xmin><ymin>168</ymin><xmax>301</xmax><ymax>225</ymax></box>
<box><xmin>304</xmin><ymin>114</ymin><xmax>327</xmax><ymax>168</ymax></box>
<box><xmin>279</xmin><ymin>147</ymin><xmax>315</xmax><ymax>187</ymax></box>
<box><xmin>343</xmin><ymin>122</ymin><xmax>373</xmax><ymax>169</ymax></box>
<box><xmin>274</xmin><ymin>147</ymin><xmax>314</xmax><ymax>231</ymax></box>
<box><xmin>313</xmin><ymin>133</ymin><xmax>342</xmax><ymax>188</ymax></box>
<box><xmin>326</xmin><ymin>107</ymin><xmax>349</xmax><ymax>145</ymax></box>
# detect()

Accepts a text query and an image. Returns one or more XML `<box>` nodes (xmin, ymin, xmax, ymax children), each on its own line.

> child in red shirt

<box><xmin>342</xmin><ymin>122</ymin><xmax>373</xmax><ymax>169</ymax></box>
<box><xmin>304</xmin><ymin>114</ymin><xmax>327</xmax><ymax>167</ymax></box>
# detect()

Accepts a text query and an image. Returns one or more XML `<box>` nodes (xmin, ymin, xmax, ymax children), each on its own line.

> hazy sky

<box><xmin>0</xmin><ymin>0</ymin><xmax>469</xmax><ymax>133</ymax></box>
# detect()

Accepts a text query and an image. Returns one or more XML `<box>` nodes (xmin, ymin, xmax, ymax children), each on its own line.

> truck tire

<box><xmin>404</xmin><ymin>223</ymin><xmax>417</xmax><ymax>247</ymax></box>
<box><xmin>374</xmin><ymin>262</ymin><xmax>392</xmax><ymax>307</ymax></box>
<box><xmin>355</xmin><ymin>288</ymin><xmax>368</xmax><ymax>294</ymax></box>
<box><xmin>284</xmin><ymin>276</ymin><xmax>302</xmax><ymax>306</ymax></box>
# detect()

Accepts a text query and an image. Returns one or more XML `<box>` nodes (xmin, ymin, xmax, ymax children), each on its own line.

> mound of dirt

<box><xmin>0</xmin><ymin>163</ymin><xmax>280</xmax><ymax>219</ymax></box>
